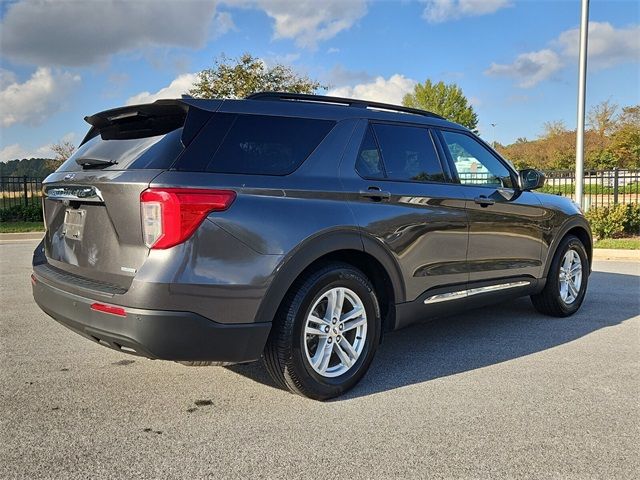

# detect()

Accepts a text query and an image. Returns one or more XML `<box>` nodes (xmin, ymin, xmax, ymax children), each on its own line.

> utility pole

<box><xmin>575</xmin><ymin>0</ymin><xmax>589</xmax><ymax>209</ymax></box>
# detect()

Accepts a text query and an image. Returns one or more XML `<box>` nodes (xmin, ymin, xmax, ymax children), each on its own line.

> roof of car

<box><xmin>84</xmin><ymin>92</ymin><xmax>466</xmax><ymax>142</ymax></box>
<box><xmin>179</xmin><ymin>91</ymin><xmax>465</xmax><ymax>131</ymax></box>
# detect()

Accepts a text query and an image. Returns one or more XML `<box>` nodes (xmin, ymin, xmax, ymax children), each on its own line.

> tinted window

<box><xmin>205</xmin><ymin>114</ymin><xmax>334</xmax><ymax>175</ymax></box>
<box><xmin>355</xmin><ymin>126</ymin><xmax>385</xmax><ymax>179</ymax></box>
<box><xmin>441</xmin><ymin>130</ymin><xmax>514</xmax><ymax>188</ymax></box>
<box><xmin>372</xmin><ymin>124</ymin><xmax>445</xmax><ymax>183</ymax></box>
<box><xmin>59</xmin><ymin>128</ymin><xmax>184</xmax><ymax>172</ymax></box>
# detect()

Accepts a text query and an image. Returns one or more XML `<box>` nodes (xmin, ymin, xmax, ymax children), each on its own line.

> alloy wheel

<box><xmin>558</xmin><ymin>249</ymin><xmax>583</xmax><ymax>304</ymax></box>
<box><xmin>303</xmin><ymin>287</ymin><xmax>368</xmax><ymax>378</ymax></box>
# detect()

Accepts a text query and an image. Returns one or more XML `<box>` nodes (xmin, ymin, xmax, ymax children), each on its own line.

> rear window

<box><xmin>203</xmin><ymin>114</ymin><xmax>335</xmax><ymax>175</ymax></box>
<box><xmin>58</xmin><ymin>128</ymin><xmax>184</xmax><ymax>172</ymax></box>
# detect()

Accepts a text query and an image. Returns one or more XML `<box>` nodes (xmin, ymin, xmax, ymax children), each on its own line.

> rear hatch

<box><xmin>41</xmin><ymin>99</ymin><xmax>219</xmax><ymax>290</ymax></box>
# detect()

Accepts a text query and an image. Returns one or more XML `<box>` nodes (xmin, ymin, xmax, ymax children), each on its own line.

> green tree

<box><xmin>402</xmin><ymin>80</ymin><xmax>478</xmax><ymax>132</ymax></box>
<box><xmin>607</xmin><ymin>105</ymin><xmax>640</xmax><ymax>168</ymax></box>
<box><xmin>189</xmin><ymin>53</ymin><xmax>327</xmax><ymax>99</ymax></box>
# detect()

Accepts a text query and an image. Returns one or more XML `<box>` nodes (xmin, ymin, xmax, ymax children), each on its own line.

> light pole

<box><xmin>575</xmin><ymin>0</ymin><xmax>589</xmax><ymax>209</ymax></box>
<box><xmin>491</xmin><ymin>123</ymin><xmax>497</xmax><ymax>148</ymax></box>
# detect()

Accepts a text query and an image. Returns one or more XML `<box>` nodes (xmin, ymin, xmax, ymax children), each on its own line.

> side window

<box><xmin>440</xmin><ymin>130</ymin><xmax>514</xmax><ymax>188</ymax></box>
<box><xmin>372</xmin><ymin>124</ymin><xmax>445</xmax><ymax>183</ymax></box>
<box><xmin>205</xmin><ymin>114</ymin><xmax>335</xmax><ymax>175</ymax></box>
<box><xmin>355</xmin><ymin>126</ymin><xmax>385</xmax><ymax>179</ymax></box>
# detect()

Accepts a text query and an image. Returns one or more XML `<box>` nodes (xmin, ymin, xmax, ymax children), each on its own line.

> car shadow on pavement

<box><xmin>227</xmin><ymin>270</ymin><xmax>639</xmax><ymax>400</ymax></box>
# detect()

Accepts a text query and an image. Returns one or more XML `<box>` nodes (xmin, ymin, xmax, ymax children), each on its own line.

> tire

<box><xmin>263</xmin><ymin>262</ymin><xmax>381</xmax><ymax>400</ymax></box>
<box><xmin>531</xmin><ymin>235</ymin><xmax>589</xmax><ymax>317</ymax></box>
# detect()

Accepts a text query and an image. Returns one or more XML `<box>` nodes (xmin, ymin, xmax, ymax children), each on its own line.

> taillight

<box><xmin>140</xmin><ymin>188</ymin><xmax>236</xmax><ymax>249</ymax></box>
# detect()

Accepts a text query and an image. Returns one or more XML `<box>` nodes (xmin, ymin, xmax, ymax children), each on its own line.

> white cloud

<box><xmin>0</xmin><ymin>68</ymin><xmax>81</xmax><ymax>127</ymax></box>
<box><xmin>422</xmin><ymin>0</ymin><xmax>510</xmax><ymax>23</ymax></box>
<box><xmin>227</xmin><ymin>0</ymin><xmax>367</xmax><ymax>49</ymax></box>
<box><xmin>1</xmin><ymin>0</ymin><xmax>366</xmax><ymax>66</ymax></box>
<box><xmin>0</xmin><ymin>0</ymin><xmax>221</xmax><ymax>66</ymax></box>
<box><xmin>484</xmin><ymin>21</ymin><xmax>638</xmax><ymax>88</ymax></box>
<box><xmin>484</xmin><ymin>49</ymin><xmax>562</xmax><ymax>88</ymax></box>
<box><xmin>555</xmin><ymin>21</ymin><xmax>640</xmax><ymax>69</ymax></box>
<box><xmin>0</xmin><ymin>143</ymin><xmax>53</xmax><ymax>162</ymax></box>
<box><xmin>212</xmin><ymin>11</ymin><xmax>236</xmax><ymax>37</ymax></box>
<box><xmin>0</xmin><ymin>68</ymin><xmax>18</xmax><ymax>90</ymax></box>
<box><xmin>126</xmin><ymin>73</ymin><xmax>198</xmax><ymax>105</ymax></box>
<box><xmin>328</xmin><ymin>74</ymin><xmax>416</xmax><ymax>104</ymax></box>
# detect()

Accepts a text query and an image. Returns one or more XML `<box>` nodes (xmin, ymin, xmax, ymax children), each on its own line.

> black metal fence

<box><xmin>0</xmin><ymin>169</ymin><xmax>638</xmax><ymax>215</ymax></box>
<box><xmin>1</xmin><ymin>176</ymin><xmax>44</xmax><ymax>210</ymax></box>
<box><xmin>542</xmin><ymin>169</ymin><xmax>640</xmax><ymax>208</ymax></box>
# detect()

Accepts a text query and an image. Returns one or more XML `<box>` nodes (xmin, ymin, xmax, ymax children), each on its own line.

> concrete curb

<box><xmin>593</xmin><ymin>248</ymin><xmax>640</xmax><ymax>261</ymax></box>
<box><xmin>0</xmin><ymin>232</ymin><xmax>44</xmax><ymax>241</ymax></box>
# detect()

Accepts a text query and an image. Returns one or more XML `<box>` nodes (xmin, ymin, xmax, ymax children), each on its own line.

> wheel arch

<box><xmin>543</xmin><ymin>216</ymin><xmax>593</xmax><ymax>278</ymax></box>
<box><xmin>254</xmin><ymin>229</ymin><xmax>405</xmax><ymax>333</ymax></box>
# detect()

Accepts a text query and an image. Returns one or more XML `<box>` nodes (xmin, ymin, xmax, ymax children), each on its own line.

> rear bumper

<box><xmin>31</xmin><ymin>273</ymin><xmax>271</xmax><ymax>363</ymax></box>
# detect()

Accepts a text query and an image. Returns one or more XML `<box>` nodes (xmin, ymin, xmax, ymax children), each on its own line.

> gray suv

<box><xmin>32</xmin><ymin>92</ymin><xmax>592</xmax><ymax>399</ymax></box>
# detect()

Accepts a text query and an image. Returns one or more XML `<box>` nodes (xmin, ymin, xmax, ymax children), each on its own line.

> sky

<box><xmin>1</xmin><ymin>0</ymin><xmax>639</xmax><ymax>162</ymax></box>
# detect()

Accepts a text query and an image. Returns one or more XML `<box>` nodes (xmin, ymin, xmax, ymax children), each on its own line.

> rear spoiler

<box><xmin>80</xmin><ymin>98</ymin><xmax>223</xmax><ymax>147</ymax></box>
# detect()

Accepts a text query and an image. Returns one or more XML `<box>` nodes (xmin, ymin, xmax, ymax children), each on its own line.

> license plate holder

<box><xmin>62</xmin><ymin>209</ymin><xmax>86</xmax><ymax>241</ymax></box>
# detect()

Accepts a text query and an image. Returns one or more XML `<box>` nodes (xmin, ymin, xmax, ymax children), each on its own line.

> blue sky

<box><xmin>1</xmin><ymin>0</ymin><xmax>638</xmax><ymax>162</ymax></box>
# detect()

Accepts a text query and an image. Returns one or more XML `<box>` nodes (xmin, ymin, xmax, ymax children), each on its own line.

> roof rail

<box><xmin>246</xmin><ymin>91</ymin><xmax>445</xmax><ymax>120</ymax></box>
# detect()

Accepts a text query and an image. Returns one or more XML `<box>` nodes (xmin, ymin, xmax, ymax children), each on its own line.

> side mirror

<box><xmin>519</xmin><ymin>169</ymin><xmax>545</xmax><ymax>191</ymax></box>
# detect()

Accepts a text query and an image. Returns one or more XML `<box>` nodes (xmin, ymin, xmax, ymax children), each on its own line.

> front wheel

<box><xmin>263</xmin><ymin>262</ymin><xmax>381</xmax><ymax>400</ymax></box>
<box><xmin>531</xmin><ymin>235</ymin><xmax>589</xmax><ymax>317</ymax></box>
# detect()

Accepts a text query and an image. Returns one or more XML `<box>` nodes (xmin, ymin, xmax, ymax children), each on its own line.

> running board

<box><xmin>424</xmin><ymin>281</ymin><xmax>531</xmax><ymax>304</ymax></box>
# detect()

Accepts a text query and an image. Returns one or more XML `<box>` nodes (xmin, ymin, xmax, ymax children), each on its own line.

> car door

<box><xmin>435</xmin><ymin>128</ymin><xmax>545</xmax><ymax>284</ymax></box>
<box><xmin>339</xmin><ymin>120</ymin><xmax>469</xmax><ymax>305</ymax></box>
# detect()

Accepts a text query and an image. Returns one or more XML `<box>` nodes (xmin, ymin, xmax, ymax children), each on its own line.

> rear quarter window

<box><xmin>203</xmin><ymin>114</ymin><xmax>335</xmax><ymax>175</ymax></box>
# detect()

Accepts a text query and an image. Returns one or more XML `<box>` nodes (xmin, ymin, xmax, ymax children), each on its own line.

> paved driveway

<box><xmin>1</xmin><ymin>239</ymin><xmax>638</xmax><ymax>479</ymax></box>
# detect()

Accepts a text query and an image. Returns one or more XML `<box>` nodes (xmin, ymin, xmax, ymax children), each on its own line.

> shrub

<box><xmin>0</xmin><ymin>203</ymin><xmax>43</xmax><ymax>222</ymax></box>
<box><xmin>586</xmin><ymin>204</ymin><xmax>627</xmax><ymax>239</ymax></box>
<box><xmin>623</xmin><ymin>203</ymin><xmax>640</xmax><ymax>236</ymax></box>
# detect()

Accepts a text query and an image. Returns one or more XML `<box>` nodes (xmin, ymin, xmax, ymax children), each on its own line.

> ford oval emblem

<box><xmin>63</xmin><ymin>173</ymin><xmax>76</xmax><ymax>181</ymax></box>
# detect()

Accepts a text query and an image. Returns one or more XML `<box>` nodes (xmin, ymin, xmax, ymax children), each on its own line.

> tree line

<box><xmin>496</xmin><ymin>101</ymin><xmax>639</xmax><ymax>171</ymax></box>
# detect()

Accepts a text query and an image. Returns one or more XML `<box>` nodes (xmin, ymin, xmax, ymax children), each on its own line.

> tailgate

<box><xmin>43</xmin><ymin>170</ymin><xmax>162</xmax><ymax>289</ymax></box>
<box><xmin>41</xmin><ymin>98</ymin><xmax>222</xmax><ymax>290</ymax></box>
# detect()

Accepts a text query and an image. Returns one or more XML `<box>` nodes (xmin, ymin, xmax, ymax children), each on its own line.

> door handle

<box><xmin>359</xmin><ymin>186</ymin><xmax>391</xmax><ymax>201</ymax></box>
<box><xmin>474</xmin><ymin>195</ymin><xmax>495</xmax><ymax>207</ymax></box>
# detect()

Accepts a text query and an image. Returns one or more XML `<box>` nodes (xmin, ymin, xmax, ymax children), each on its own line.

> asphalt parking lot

<box><xmin>1</xmin><ymin>238</ymin><xmax>638</xmax><ymax>479</ymax></box>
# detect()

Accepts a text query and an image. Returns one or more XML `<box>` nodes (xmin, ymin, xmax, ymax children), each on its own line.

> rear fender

<box><xmin>253</xmin><ymin>229</ymin><xmax>405</xmax><ymax>325</ymax></box>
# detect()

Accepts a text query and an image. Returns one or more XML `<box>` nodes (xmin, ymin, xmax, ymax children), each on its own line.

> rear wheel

<box><xmin>531</xmin><ymin>235</ymin><xmax>589</xmax><ymax>317</ymax></box>
<box><xmin>263</xmin><ymin>262</ymin><xmax>381</xmax><ymax>400</ymax></box>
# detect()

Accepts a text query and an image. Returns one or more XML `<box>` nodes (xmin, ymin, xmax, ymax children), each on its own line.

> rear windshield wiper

<box><xmin>75</xmin><ymin>158</ymin><xmax>118</xmax><ymax>169</ymax></box>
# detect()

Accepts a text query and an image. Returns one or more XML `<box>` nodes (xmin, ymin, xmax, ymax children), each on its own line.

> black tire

<box><xmin>531</xmin><ymin>235</ymin><xmax>589</xmax><ymax>317</ymax></box>
<box><xmin>263</xmin><ymin>262</ymin><xmax>381</xmax><ymax>400</ymax></box>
